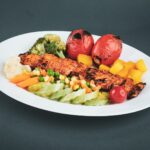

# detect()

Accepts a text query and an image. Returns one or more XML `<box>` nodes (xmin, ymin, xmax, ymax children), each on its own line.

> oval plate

<box><xmin>0</xmin><ymin>31</ymin><xmax>150</xmax><ymax>116</ymax></box>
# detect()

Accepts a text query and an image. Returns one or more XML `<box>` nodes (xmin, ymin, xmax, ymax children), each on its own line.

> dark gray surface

<box><xmin>0</xmin><ymin>0</ymin><xmax>150</xmax><ymax>149</ymax></box>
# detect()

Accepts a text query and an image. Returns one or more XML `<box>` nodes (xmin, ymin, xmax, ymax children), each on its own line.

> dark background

<box><xmin>0</xmin><ymin>0</ymin><xmax>150</xmax><ymax>149</ymax></box>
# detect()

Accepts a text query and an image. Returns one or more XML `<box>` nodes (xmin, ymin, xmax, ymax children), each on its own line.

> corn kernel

<box><xmin>65</xmin><ymin>78</ymin><xmax>70</xmax><ymax>84</ymax></box>
<box><xmin>32</xmin><ymin>69</ymin><xmax>40</xmax><ymax>76</ymax></box>
<box><xmin>85</xmin><ymin>87</ymin><xmax>92</xmax><ymax>93</ymax></box>
<box><xmin>71</xmin><ymin>76</ymin><xmax>78</xmax><ymax>82</ymax></box>
<box><xmin>70</xmin><ymin>80</ymin><xmax>75</xmax><ymax>86</ymax></box>
<box><xmin>90</xmin><ymin>80</ymin><xmax>96</xmax><ymax>88</ymax></box>
<box><xmin>59</xmin><ymin>75</ymin><xmax>66</xmax><ymax>80</ymax></box>
<box><xmin>44</xmin><ymin>75</ymin><xmax>49</xmax><ymax>82</ymax></box>
<box><xmin>49</xmin><ymin>76</ymin><xmax>54</xmax><ymax>82</ymax></box>
<box><xmin>80</xmin><ymin>80</ymin><xmax>87</xmax><ymax>88</ymax></box>
<box><xmin>73</xmin><ymin>84</ymin><xmax>80</xmax><ymax>90</ymax></box>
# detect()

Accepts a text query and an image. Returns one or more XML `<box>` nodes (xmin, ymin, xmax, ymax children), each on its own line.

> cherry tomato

<box><xmin>92</xmin><ymin>34</ymin><xmax>122</xmax><ymax>66</ymax></box>
<box><xmin>66</xmin><ymin>29</ymin><xmax>94</xmax><ymax>60</ymax></box>
<box><xmin>109</xmin><ymin>86</ymin><xmax>127</xmax><ymax>103</ymax></box>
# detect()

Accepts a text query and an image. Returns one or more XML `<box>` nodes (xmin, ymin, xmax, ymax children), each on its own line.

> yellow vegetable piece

<box><xmin>110</xmin><ymin>61</ymin><xmax>124</xmax><ymax>74</ymax></box>
<box><xmin>136</xmin><ymin>59</ymin><xmax>147</xmax><ymax>72</ymax></box>
<box><xmin>118</xmin><ymin>68</ymin><xmax>129</xmax><ymax>78</ymax></box>
<box><xmin>77</xmin><ymin>54</ymin><xmax>92</xmax><ymax>66</ymax></box>
<box><xmin>128</xmin><ymin>69</ymin><xmax>143</xmax><ymax>84</ymax></box>
<box><xmin>115</xmin><ymin>59</ymin><xmax>125</xmax><ymax>65</ymax></box>
<box><xmin>124</xmin><ymin>61</ymin><xmax>135</xmax><ymax>71</ymax></box>
<box><xmin>99</xmin><ymin>64</ymin><xmax>110</xmax><ymax>71</ymax></box>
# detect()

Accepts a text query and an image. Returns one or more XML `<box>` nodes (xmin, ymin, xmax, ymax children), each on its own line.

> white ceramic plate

<box><xmin>0</xmin><ymin>31</ymin><xmax>150</xmax><ymax>116</ymax></box>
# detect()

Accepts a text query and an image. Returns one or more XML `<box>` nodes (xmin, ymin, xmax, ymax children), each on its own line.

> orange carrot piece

<box><xmin>10</xmin><ymin>73</ymin><xmax>31</xmax><ymax>83</ymax></box>
<box><xmin>40</xmin><ymin>69</ymin><xmax>47</xmax><ymax>76</ymax></box>
<box><xmin>17</xmin><ymin>77</ymin><xmax>39</xmax><ymax>88</ymax></box>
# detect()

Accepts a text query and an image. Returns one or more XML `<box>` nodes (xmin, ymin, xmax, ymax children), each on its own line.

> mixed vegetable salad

<box><xmin>4</xmin><ymin>29</ymin><xmax>147</xmax><ymax>106</ymax></box>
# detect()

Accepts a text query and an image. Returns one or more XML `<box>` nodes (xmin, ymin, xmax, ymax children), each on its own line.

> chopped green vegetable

<box><xmin>47</xmin><ymin>69</ymin><xmax>54</xmax><ymax>76</ymax></box>
<box><xmin>35</xmin><ymin>83</ymin><xmax>64</xmax><ymax>97</ymax></box>
<box><xmin>28</xmin><ymin>82</ymin><xmax>46</xmax><ymax>92</ymax></box>
<box><xmin>50</xmin><ymin>88</ymin><xmax>72</xmax><ymax>100</ymax></box>
<box><xmin>54</xmin><ymin>72</ymin><xmax>60</xmax><ymax>78</ymax></box>
<box><xmin>39</xmin><ymin>76</ymin><xmax>45</xmax><ymax>82</ymax></box>
<box><xmin>60</xmin><ymin>89</ymin><xmax>85</xmax><ymax>103</ymax></box>
<box><xmin>72</xmin><ymin>90</ymin><xmax>99</xmax><ymax>104</ymax></box>
<box><xmin>84</xmin><ymin>98</ymin><xmax>108</xmax><ymax>106</ymax></box>
<box><xmin>86</xmin><ymin>81</ymin><xmax>90</xmax><ymax>87</ymax></box>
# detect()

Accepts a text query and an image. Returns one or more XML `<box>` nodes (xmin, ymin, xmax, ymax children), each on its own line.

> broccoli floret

<box><xmin>29</xmin><ymin>34</ymin><xmax>66</xmax><ymax>58</ymax></box>
<box><xmin>29</xmin><ymin>38</ymin><xmax>46</xmax><ymax>55</ymax></box>
<box><xmin>44</xmin><ymin>41</ymin><xmax>65</xmax><ymax>58</ymax></box>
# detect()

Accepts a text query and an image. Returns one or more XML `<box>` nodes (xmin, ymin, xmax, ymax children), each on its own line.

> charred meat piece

<box><xmin>19</xmin><ymin>53</ymin><xmax>146</xmax><ymax>99</ymax></box>
<box><xmin>127</xmin><ymin>82</ymin><xmax>146</xmax><ymax>99</ymax></box>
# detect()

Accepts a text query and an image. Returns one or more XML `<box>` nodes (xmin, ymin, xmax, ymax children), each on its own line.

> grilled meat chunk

<box><xmin>19</xmin><ymin>53</ymin><xmax>146</xmax><ymax>99</ymax></box>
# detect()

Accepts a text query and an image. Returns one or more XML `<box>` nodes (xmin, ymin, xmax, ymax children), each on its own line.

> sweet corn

<box><xmin>59</xmin><ymin>75</ymin><xmax>66</xmax><ymax>80</ymax></box>
<box><xmin>85</xmin><ymin>87</ymin><xmax>92</xmax><ymax>93</ymax></box>
<box><xmin>65</xmin><ymin>77</ymin><xmax>70</xmax><ymax>84</ymax></box>
<box><xmin>49</xmin><ymin>76</ymin><xmax>54</xmax><ymax>82</ymax></box>
<box><xmin>90</xmin><ymin>80</ymin><xmax>96</xmax><ymax>88</ymax></box>
<box><xmin>80</xmin><ymin>80</ymin><xmax>87</xmax><ymax>88</ymax></box>
<box><xmin>44</xmin><ymin>75</ymin><xmax>49</xmax><ymax>82</ymax></box>
<box><xmin>70</xmin><ymin>80</ymin><xmax>75</xmax><ymax>86</ymax></box>
<box><xmin>71</xmin><ymin>76</ymin><xmax>78</xmax><ymax>82</ymax></box>
<box><xmin>72</xmin><ymin>84</ymin><xmax>80</xmax><ymax>90</ymax></box>
<box><xmin>32</xmin><ymin>69</ymin><xmax>40</xmax><ymax>76</ymax></box>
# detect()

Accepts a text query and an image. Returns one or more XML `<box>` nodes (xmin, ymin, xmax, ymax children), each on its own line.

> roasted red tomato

<box><xmin>109</xmin><ymin>86</ymin><xmax>127</xmax><ymax>103</ymax></box>
<box><xmin>66</xmin><ymin>29</ymin><xmax>94</xmax><ymax>60</ymax></box>
<box><xmin>92</xmin><ymin>34</ymin><xmax>122</xmax><ymax>66</ymax></box>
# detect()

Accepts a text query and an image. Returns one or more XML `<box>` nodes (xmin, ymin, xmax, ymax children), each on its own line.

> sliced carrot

<box><xmin>40</xmin><ymin>69</ymin><xmax>47</xmax><ymax>76</ymax></box>
<box><xmin>17</xmin><ymin>77</ymin><xmax>39</xmax><ymax>88</ymax></box>
<box><xmin>10</xmin><ymin>73</ymin><xmax>31</xmax><ymax>83</ymax></box>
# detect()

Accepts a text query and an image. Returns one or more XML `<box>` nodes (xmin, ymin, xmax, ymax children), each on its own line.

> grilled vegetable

<box><xmin>66</xmin><ymin>29</ymin><xmax>94</xmax><ymax>60</ymax></box>
<box><xmin>109</xmin><ymin>86</ymin><xmax>127</xmax><ymax>103</ymax></box>
<box><xmin>92</xmin><ymin>34</ymin><xmax>122</xmax><ymax>66</ymax></box>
